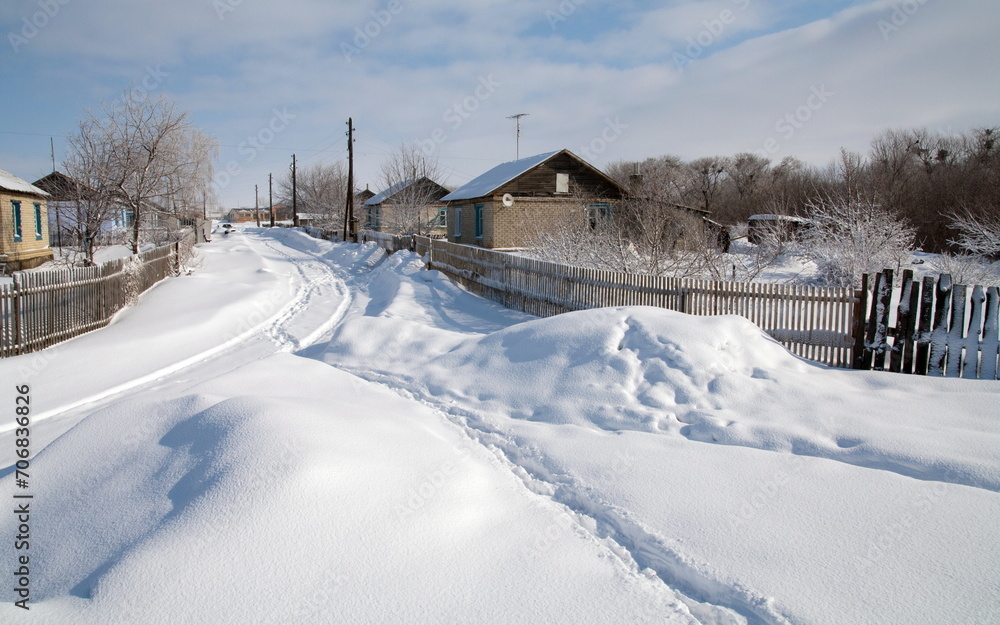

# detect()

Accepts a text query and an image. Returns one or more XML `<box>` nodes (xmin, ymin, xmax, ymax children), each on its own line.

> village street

<box><xmin>1</xmin><ymin>227</ymin><xmax>998</xmax><ymax>625</ymax></box>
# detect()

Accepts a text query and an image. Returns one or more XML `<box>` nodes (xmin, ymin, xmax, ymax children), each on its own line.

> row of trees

<box><xmin>600</xmin><ymin>127</ymin><xmax>999</xmax><ymax>253</ymax></box>
<box><xmin>527</xmin><ymin>126</ymin><xmax>998</xmax><ymax>288</ymax></box>
<box><xmin>62</xmin><ymin>90</ymin><xmax>218</xmax><ymax>264</ymax></box>
<box><xmin>275</xmin><ymin>143</ymin><xmax>445</xmax><ymax>236</ymax></box>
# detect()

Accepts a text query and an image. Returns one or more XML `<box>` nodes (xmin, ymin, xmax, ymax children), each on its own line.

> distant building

<box><xmin>1</xmin><ymin>168</ymin><xmax>53</xmax><ymax>270</ymax></box>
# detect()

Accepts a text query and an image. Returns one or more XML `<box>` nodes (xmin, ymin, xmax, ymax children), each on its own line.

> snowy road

<box><xmin>1</xmin><ymin>227</ymin><xmax>998</xmax><ymax>625</ymax></box>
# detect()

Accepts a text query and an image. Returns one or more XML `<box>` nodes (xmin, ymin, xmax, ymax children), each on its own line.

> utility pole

<box><xmin>255</xmin><ymin>184</ymin><xmax>260</xmax><ymax>227</ymax></box>
<box><xmin>344</xmin><ymin>117</ymin><xmax>356</xmax><ymax>242</ymax></box>
<box><xmin>507</xmin><ymin>113</ymin><xmax>529</xmax><ymax>159</ymax></box>
<box><xmin>268</xmin><ymin>173</ymin><xmax>274</xmax><ymax>227</ymax></box>
<box><xmin>291</xmin><ymin>154</ymin><xmax>299</xmax><ymax>228</ymax></box>
<box><xmin>50</xmin><ymin>137</ymin><xmax>56</xmax><ymax>173</ymax></box>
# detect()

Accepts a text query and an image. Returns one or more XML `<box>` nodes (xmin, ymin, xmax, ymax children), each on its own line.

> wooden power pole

<box><xmin>268</xmin><ymin>173</ymin><xmax>274</xmax><ymax>227</ymax></box>
<box><xmin>255</xmin><ymin>184</ymin><xmax>261</xmax><ymax>227</ymax></box>
<box><xmin>291</xmin><ymin>154</ymin><xmax>299</xmax><ymax>228</ymax></box>
<box><xmin>344</xmin><ymin>117</ymin><xmax>356</xmax><ymax>242</ymax></box>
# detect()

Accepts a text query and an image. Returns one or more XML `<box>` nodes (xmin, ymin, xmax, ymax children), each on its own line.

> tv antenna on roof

<box><xmin>506</xmin><ymin>113</ymin><xmax>529</xmax><ymax>159</ymax></box>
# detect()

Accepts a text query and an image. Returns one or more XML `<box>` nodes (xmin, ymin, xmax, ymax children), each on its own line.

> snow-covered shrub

<box><xmin>122</xmin><ymin>255</ymin><xmax>145</xmax><ymax>306</ymax></box>
<box><xmin>799</xmin><ymin>197</ymin><xmax>916</xmax><ymax>287</ymax></box>
<box><xmin>949</xmin><ymin>209</ymin><xmax>1000</xmax><ymax>257</ymax></box>
<box><xmin>932</xmin><ymin>253</ymin><xmax>1000</xmax><ymax>287</ymax></box>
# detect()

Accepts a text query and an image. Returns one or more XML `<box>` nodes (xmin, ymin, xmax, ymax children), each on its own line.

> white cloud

<box><xmin>1</xmin><ymin>0</ymin><xmax>996</xmax><ymax>207</ymax></box>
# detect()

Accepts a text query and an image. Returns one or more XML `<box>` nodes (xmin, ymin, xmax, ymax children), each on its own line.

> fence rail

<box><xmin>407</xmin><ymin>235</ymin><xmax>861</xmax><ymax>368</ymax></box>
<box><xmin>1</xmin><ymin>234</ymin><xmax>194</xmax><ymax>358</ymax></box>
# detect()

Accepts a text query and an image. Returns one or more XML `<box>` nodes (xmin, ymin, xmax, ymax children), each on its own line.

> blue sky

<box><xmin>1</xmin><ymin>0</ymin><xmax>998</xmax><ymax>210</ymax></box>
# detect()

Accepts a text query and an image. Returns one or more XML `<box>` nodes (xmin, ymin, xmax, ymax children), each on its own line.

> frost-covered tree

<box><xmin>65</xmin><ymin>90</ymin><xmax>217</xmax><ymax>255</ymax></box>
<box><xmin>278</xmin><ymin>161</ymin><xmax>348</xmax><ymax>231</ymax></box>
<box><xmin>373</xmin><ymin>143</ymin><xmax>446</xmax><ymax>235</ymax></box>
<box><xmin>799</xmin><ymin>196</ymin><xmax>916</xmax><ymax>287</ymax></box>
<box><xmin>949</xmin><ymin>209</ymin><xmax>1000</xmax><ymax>257</ymax></box>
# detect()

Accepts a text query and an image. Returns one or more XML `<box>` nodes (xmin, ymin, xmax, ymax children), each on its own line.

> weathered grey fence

<box><xmin>360</xmin><ymin>230</ymin><xmax>414</xmax><ymax>253</ymax></box>
<box><xmin>856</xmin><ymin>269</ymin><xmax>999</xmax><ymax>379</ymax></box>
<box><xmin>406</xmin><ymin>235</ymin><xmax>862</xmax><ymax>368</ymax></box>
<box><xmin>1</xmin><ymin>234</ymin><xmax>194</xmax><ymax>358</ymax></box>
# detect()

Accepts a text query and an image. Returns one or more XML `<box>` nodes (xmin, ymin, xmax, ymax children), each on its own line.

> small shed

<box><xmin>747</xmin><ymin>214</ymin><xmax>812</xmax><ymax>245</ymax></box>
<box><xmin>1</xmin><ymin>168</ymin><xmax>53</xmax><ymax>271</ymax></box>
<box><xmin>441</xmin><ymin>149</ymin><xmax>626</xmax><ymax>249</ymax></box>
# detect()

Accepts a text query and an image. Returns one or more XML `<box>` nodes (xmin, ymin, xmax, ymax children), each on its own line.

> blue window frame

<box><xmin>474</xmin><ymin>204</ymin><xmax>484</xmax><ymax>239</ymax></box>
<box><xmin>34</xmin><ymin>203</ymin><xmax>43</xmax><ymax>240</ymax></box>
<box><xmin>587</xmin><ymin>202</ymin><xmax>612</xmax><ymax>229</ymax></box>
<box><xmin>11</xmin><ymin>200</ymin><xmax>22</xmax><ymax>242</ymax></box>
<box><xmin>436</xmin><ymin>207</ymin><xmax>447</xmax><ymax>228</ymax></box>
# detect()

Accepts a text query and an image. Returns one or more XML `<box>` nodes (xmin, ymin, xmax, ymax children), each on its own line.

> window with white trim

<box><xmin>34</xmin><ymin>203</ymin><xmax>43</xmax><ymax>240</ymax></box>
<box><xmin>11</xmin><ymin>200</ymin><xmax>22</xmax><ymax>242</ymax></box>
<box><xmin>474</xmin><ymin>204</ymin><xmax>484</xmax><ymax>239</ymax></box>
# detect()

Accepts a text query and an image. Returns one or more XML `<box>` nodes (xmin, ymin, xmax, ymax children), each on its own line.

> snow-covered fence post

<box><xmin>927</xmin><ymin>275</ymin><xmax>953</xmax><ymax>377</ymax></box>
<box><xmin>890</xmin><ymin>270</ymin><xmax>919</xmax><ymax>374</ymax></box>
<box><xmin>12</xmin><ymin>273</ymin><xmax>23</xmax><ymax>356</ymax></box>
<box><xmin>852</xmin><ymin>273</ymin><xmax>871</xmax><ymax>369</ymax></box>
<box><xmin>981</xmin><ymin>287</ymin><xmax>999</xmax><ymax>380</ymax></box>
<box><xmin>915</xmin><ymin>275</ymin><xmax>936</xmax><ymax>374</ymax></box>
<box><xmin>862</xmin><ymin>269</ymin><xmax>894</xmax><ymax>371</ymax></box>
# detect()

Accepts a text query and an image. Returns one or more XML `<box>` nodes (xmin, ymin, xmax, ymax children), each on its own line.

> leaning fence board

<box><xmin>856</xmin><ymin>269</ymin><xmax>998</xmax><ymax>380</ymax></box>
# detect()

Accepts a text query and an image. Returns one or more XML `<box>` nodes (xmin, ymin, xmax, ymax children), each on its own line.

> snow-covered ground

<box><xmin>1</xmin><ymin>226</ymin><xmax>997</xmax><ymax>624</ymax></box>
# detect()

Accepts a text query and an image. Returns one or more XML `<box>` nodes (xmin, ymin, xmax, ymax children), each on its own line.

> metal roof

<box><xmin>440</xmin><ymin>151</ymin><xmax>560</xmax><ymax>202</ymax></box>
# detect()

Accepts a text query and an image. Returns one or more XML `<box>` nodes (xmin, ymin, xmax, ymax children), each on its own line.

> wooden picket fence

<box><xmin>0</xmin><ymin>234</ymin><xmax>194</xmax><ymax>357</ymax></box>
<box><xmin>360</xmin><ymin>230</ymin><xmax>415</xmax><ymax>254</ymax></box>
<box><xmin>407</xmin><ymin>235</ymin><xmax>862</xmax><ymax>368</ymax></box>
<box><xmin>855</xmin><ymin>268</ymin><xmax>999</xmax><ymax>379</ymax></box>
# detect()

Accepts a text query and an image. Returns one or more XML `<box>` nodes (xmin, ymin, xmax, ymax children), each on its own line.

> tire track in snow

<box><xmin>250</xmin><ymin>233</ymin><xmax>353</xmax><ymax>351</ymax></box>
<box><xmin>2</xmin><ymin>230</ymin><xmax>352</xmax><ymax>432</ymax></box>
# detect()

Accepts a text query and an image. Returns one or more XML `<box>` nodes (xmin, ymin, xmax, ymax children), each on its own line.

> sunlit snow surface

<box><xmin>1</xmin><ymin>226</ymin><xmax>997</xmax><ymax>625</ymax></box>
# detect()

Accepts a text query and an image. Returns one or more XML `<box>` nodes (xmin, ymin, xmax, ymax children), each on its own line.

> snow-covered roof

<box><xmin>364</xmin><ymin>178</ymin><xmax>418</xmax><ymax>206</ymax></box>
<box><xmin>748</xmin><ymin>214</ymin><xmax>811</xmax><ymax>223</ymax></box>
<box><xmin>0</xmin><ymin>168</ymin><xmax>49</xmax><ymax>197</ymax></box>
<box><xmin>440</xmin><ymin>151</ymin><xmax>560</xmax><ymax>202</ymax></box>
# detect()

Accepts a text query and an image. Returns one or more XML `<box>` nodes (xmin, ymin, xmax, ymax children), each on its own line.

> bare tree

<box><xmin>64</xmin><ymin>90</ymin><xmax>217</xmax><ymax>255</ymax></box>
<box><xmin>373</xmin><ymin>143</ymin><xmax>446</xmax><ymax>235</ymax></box>
<box><xmin>277</xmin><ymin>161</ymin><xmax>348</xmax><ymax>231</ymax></box>
<box><xmin>949</xmin><ymin>208</ymin><xmax>1000</xmax><ymax>257</ymax></box>
<box><xmin>800</xmin><ymin>196</ymin><xmax>916</xmax><ymax>287</ymax></box>
<box><xmin>63</xmin><ymin>121</ymin><xmax>127</xmax><ymax>264</ymax></box>
<box><xmin>687</xmin><ymin>156</ymin><xmax>729</xmax><ymax>214</ymax></box>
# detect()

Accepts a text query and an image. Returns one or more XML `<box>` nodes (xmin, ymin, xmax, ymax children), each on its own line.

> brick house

<box><xmin>1</xmin><ymin>168</ymin><xmax>53</xmax><ymax>271</ymax></box>
<box><xmin>441</xmin><ymin>149</ymin><xmax>626</xmax><ymax>249</ymax></box>
<box><xmin>363</xmin><ymin>177</ymin><xmax>450</xmax><ymax>235</ymax></box>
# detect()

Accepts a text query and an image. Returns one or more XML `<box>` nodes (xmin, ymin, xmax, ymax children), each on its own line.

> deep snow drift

<box><xmin>1</xmin><ymin>227</ymin><xmax>997</xmax><ymax>625</ymax></box>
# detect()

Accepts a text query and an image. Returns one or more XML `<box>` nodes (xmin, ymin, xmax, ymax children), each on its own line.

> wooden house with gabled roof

<box><xmin>1</xmin><ymin>168</ymin><xmax>53</xmax><ymax>271</ymax></box>
<box><xmin>440</xmin><ymin>149</ymin><xmax>626</xmax><ymax>249</ymax></box>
